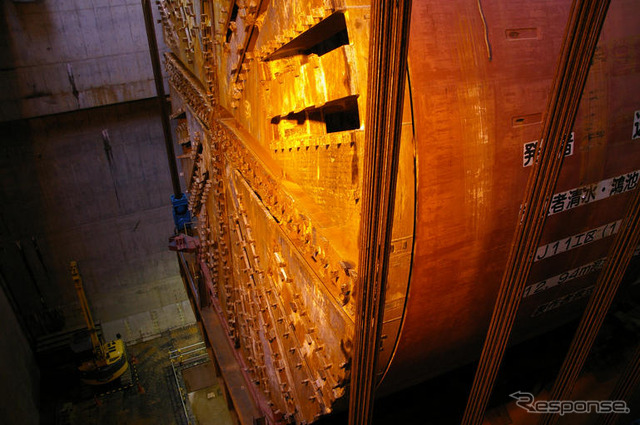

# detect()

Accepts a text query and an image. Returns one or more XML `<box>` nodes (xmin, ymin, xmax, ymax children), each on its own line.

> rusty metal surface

<box><xmin>159</xmin><ymin>0</ymin><xmax>640</xmax><ymax>423</ymax></box>
<box><xmin>160</xmin><ymin>1</ymin><xmax>373</xmax><ymax>422</ymax></box>
<box><xmin>183</xmin><ymin>362</ymin><xmax>217</xmax><ymax>392</ymax></box>
<box><xmin>382</xmin><ymin>0</ymin><xmax>640</xmax><ymax>393</ymax></box>
<box><xmin>460</xmin><ymin>0</ymin><xmax>614</xmax><ymax>423</ymax></box>
<box><xmin>178</xmin><ymin>250</ymin><xmax>265</xmax><ymax>425</ymax></box>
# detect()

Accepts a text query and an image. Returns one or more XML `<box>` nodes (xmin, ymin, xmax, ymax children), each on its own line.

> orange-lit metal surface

<box><xmin>158</xmin><ymin>0</ymin><xmax>640</xmax><ymax>423</ymax></box>
<box><xmin>381</xmin><ymin>0</ymin><xmax>640</xmax><ymax>394</ymax></box>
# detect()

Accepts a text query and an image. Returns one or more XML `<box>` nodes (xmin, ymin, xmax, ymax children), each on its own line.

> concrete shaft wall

<box><xmin>0</xmin><ymin>0</ymin><xmax>167</xmax><ymax>121</ymax></box>
<box><xmin>0</xmin><ymin>286</ymin><xmax>39</xmax><ymax>425</ymax></box>
<box><xmin>0</xmin><ymin>4</ymin><xmax>192</xmax><ymax>421</ymax></box>
<box><xmin>0</xmin><ymin>99</ymin><xmax>194</xmax><ymax>343</ymax></box>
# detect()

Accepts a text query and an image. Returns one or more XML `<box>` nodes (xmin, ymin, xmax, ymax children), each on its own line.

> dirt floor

<box><xmin>40</xmin><ymin>325</ymin><xmax>235</xmax><ymax>425</ymax></box>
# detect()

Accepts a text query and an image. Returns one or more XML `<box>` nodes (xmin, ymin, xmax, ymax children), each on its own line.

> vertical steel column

<box><xmin>460</xmin><ymin>1</ymin><xmax>611</xmax><ymax>424</ymax></box>
<box><xmin>539</xmin><ymin>186</ymin><xmax>640</xmax><ymax>425</ymax></box>
<box><xmin>142</xmin><ymin>0</ymin><xmax>182</xmax><ymax>198</ymax></box>
<box><xmin>348</xmin><ymin>2</ymin><xmax>412</xmax><ymax>425</ymax></box>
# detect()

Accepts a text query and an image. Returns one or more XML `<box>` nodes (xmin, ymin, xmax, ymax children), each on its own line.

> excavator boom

<box><xmin>70</xmin><ymin>261</ymin><xmax>101</xmax><ymax>354</ymax></box>
<box><xmin>69</xmin><ymin>261</ymin><xmax>129</xmax><ymax>385</ymax></box>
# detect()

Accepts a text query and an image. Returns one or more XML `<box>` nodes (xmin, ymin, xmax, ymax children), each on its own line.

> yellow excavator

<box><xmin>70</xmin><ymin>261</ymin><xmax>129</xmax><ymax>385</ymax></box>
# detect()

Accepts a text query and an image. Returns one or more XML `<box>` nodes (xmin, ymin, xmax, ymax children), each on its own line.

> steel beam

<box><xmin>596</xmin><ymin>343</ymin><xmax>640</xmax><ymax>425</ymax></box>
<box><xmin>540</xmin><ymin>186</ymin><xmax>640</xmax><ymax>425</ymax></box>
<box><xmin>461</xmin><ymin>1</ymin><xmax>612</xmax><ymax>424</ymax></box>
<box><xmin>142</xmin><ymin>0</ymin><xmax>182</xmax><ymax>198</ymax></box>
<box><xmin>348</xmin><ymin>2</ymin><xmax>412</xmax><ymax>425</ymax></box>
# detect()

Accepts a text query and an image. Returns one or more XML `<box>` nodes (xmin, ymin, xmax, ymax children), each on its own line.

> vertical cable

<box><xmin>476</xmin><ymin>0</ymin><xmax>492</xmax><ymax>61</ymax></box>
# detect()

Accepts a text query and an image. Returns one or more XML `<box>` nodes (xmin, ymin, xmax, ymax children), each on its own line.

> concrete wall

<box><xmin>0</xmin><ymin>98</ymin><xmax>194</xmax><ymax>343</ymax></box>
<box><xmin>0</xmin><ymin>286</ymin><xmax>39</xmax><ymax>425</ymax></box>
<box><xmin>0</xmin><ymin>0</ymin><xmax>167</xmax><ymax>122</ymax></box>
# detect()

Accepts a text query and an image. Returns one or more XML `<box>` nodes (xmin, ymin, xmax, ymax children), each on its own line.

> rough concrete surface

<box><xmin>188</xmin><ymin>386</ymin><xmax>234</xmax><ymax>425</ymax></box>
<box><xmin>0</xmin><ymin>0</ymin><xmax>169</xmax><ymax>121</ymax></box>
<box><xmin>0</xmin><ymin>287</ymin><xmax>40</xmax><ymax>425</ymax></box>
<box><xmin>0</xmin><ymin>99</ymin><xmax>193</xmax><ymax>340</ymax></box>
